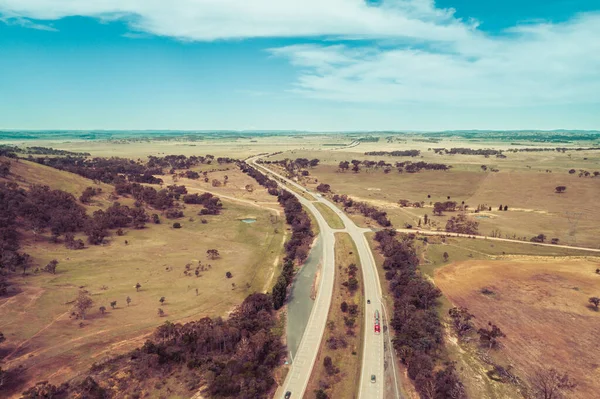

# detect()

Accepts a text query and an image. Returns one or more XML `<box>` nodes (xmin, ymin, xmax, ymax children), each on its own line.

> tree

<box><xmin>449</xmin><ymin>307</ymin><xmax>475</xmax><ymax>337</ymax></box>
<box><xmin>555</xmin><ymin>186</ymin><xmax>567</xmax><ymax>193</ymax></box>
<box><xmin>338</xmin><ymin>161</ymin><xmax>349</xmax><ymax>172</ymax></box>
<box><xmin>226</xmin><ymin>271</ymin><xmax>233</xmax><ymax>278</ymax></box>
<box><xmin>126</xmin><ymin>296</ymin><xmax>131</xmax><ymax>306</ymax></box>
<box><xmin>172</xmin><ymin>222</ymin><xmax>181</xmax><ymax>229</ymax></box>
<box><xmin>152</xmin><ymin>213</ymin><xmax>160</xmax><ymax>224</ymax></box>
<box><xmin>44</xmin><ymin>259</ymin><xmax>59</xmax><ymax>274</ymax></box>
<box><xmin>314</xmin><ymin>389</ymin><xmax>328</xmax><ymax>399</ymax></box>
<box><xmin>158</xmin><ymin>308</ymin><xmax>165</xmax><ymax>317</ymax></box>
<box><xmin>477</xmin><ymin>322</ymin><xmax>505</xmax><ymax>349</ymax></box>
<box><xmin>443</xmin><ymin>252</ymin><xmax>449</xmax><ymax>262</ymax></box>
<box><xmin>99</xmin><ymin>306</ymin><xmax>106</xmax><ymax>314</ymax></box>
<box><xmin>433</xmin><ymin>202</ymin><xmax>445</xmax><ymax>216</ymax></box>
<box><xmin>530</xmin><ymin>234</ymin><xmax>547</xmax><ymax>243</ymax></box>
<box><xmin>74</xmin><ymin>290</ymin><xmax>93</xmax><ymax>320</ymax></box>
<box><xmin>207</xmin><ymin>249</ymin><xmax>220</xmax><ymax>259</ymax></box>
<box><xmin>135</xmin><ymin>282</ymin><xmax>141</xmax><ymax>292</ymax></box>
<box><xmin>110</xmin><ymin>300</ymin><xmax>117</xmax><ymax>309</ymax></box>
<box><xmin>159</xmin><ymin>296</ymin><xmax>166</xmax><ymax>305</ymax></box>
<box><xmin>340</xmin><ymin>301</ymin><xmax>348</xmax><ymax>312</ymax></box>
<box><xmin>529</xmin><ymin>368</ymin><xmax>576</xmax><ymax>399</ymax></box>
<box><xmin>589</xmin><ymin>297</ymin><xmax>600</xmax><ymax>310</ymax></box>
<box><xmin>503</xmin><ymin>205</ymin><xmax>508</xmax><ymax>211</ymax></box>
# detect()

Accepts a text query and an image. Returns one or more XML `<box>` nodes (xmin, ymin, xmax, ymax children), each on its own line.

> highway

<box><xmin>249</xmin><ymin>157</ymin><xmax>338</xmax><ymax>399</ymax></box>
<box><xmin>249</xmin><ymin>157</ymin><xmax>398</xmax><ymax>399</ymax></box>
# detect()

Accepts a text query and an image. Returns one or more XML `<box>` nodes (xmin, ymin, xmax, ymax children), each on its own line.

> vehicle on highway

<box><xmin>367</xmin><ymin>299</ymin><xmax>370</xmax><ymax>304</ymax></box>
<box><xmin>374</xmin><ymin>323</ymin><xmax>380</xmax><ymax>334</ymax></box>
<box><xmin>285</xmin><ymin>391</ymin><xmax>292</xmax><ymax>398</ymax></box>
<box><xmin>371</xmin><ymin>374</ymin><xmax>376</xmax><ymax>383</ymax></box>
<box><xmin>374</xmin><ymin>309</ymin><xmax>380</xmax><ymax>322</ymax></box>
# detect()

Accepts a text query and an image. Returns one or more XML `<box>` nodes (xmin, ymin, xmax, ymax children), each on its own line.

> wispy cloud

<box><xmin>1</xmin><ymin>0</ymin><xmax>598</xmax><ymax>107</ymax></box>
<box><xmin>0</xmin><ymin>14</ymin><xmax>56</xmax><ymax>31</ymax></box>
<box><xmin>0</xmin><ymin>0</ymin><xmax>471</xmax><ymax>41</ymax></box>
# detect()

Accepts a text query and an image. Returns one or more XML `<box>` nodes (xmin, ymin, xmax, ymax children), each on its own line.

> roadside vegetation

<box><xmin>306</xmin><ymin>233</ymin><xmax>363</xmax><ymax>399</ymax></box>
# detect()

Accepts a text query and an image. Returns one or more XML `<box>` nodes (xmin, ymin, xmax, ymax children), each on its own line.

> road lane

<box><xmin>250</xmin><ymin>158</ymin><xmax>396</xmax><ymax>399</ymax></box>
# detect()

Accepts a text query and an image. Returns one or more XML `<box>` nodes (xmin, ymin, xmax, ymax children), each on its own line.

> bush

<box><xmin>173</xmin><ymin>222</ymin><xmax>181</xmax><ymax>229</ymax></box>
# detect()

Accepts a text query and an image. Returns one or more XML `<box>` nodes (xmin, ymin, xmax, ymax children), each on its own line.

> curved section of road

<box><xmin>249</xmin><ymin>157</ymin><xmax>338</xmax><ymax>399</ymax></box>
<box><xmin>250</xmin><ymin>158</ymin><xmax>397</xmax><ymax>399</ymax></box>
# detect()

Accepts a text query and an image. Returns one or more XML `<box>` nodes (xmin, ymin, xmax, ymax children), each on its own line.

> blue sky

<box><xmin>0</xmin><ymin>0</ymin><xmax>599</xmax><ymax>131</ymax></box>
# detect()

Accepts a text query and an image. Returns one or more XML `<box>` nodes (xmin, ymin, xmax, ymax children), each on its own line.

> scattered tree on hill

<box><xmin>530</xmin><ymin>234</ymin><xmax>547</xmax><ymax>243</ymax></box>
<box><xmin>64</xmin><ymin>233</ymin><xmax>85</xmax><ymax>250</ymax></box>
<box><xmin>446</xmin><ymin>213</ymin><xmax>479</xmax><ymax>235</ymax></box>
<box><xmin>568</xmin><ymin>169</ymin><xmax>576</xmax><ymax>174</ymax></box>
<box><xmin>99</xmin><ymin>306</ymin><xmax>106</xmax><ymax>315</ymax></box>
<box><xmin>449</xmin><ymin>307</ymin><xmax>475</xmax><ymax>337</ymax></box>
<box><xmin>589</xmin><ymin>297</ymin><xmax>600</xmax><ymax>310</ymax></box>
<box><xmin>74</xmin><ymin>290</ymin><xmax>93</xmax><ymax>320</ymax></box>
<box><xmin>314</xmin><ymin>389</ymin><xmax>329</xmax><ymax>399</ymax></box>
<box><xmin>159</xmin><ymin>296</ymin><xmax>166</xmax><ymax>305</ymax></box>
<box><xmin>477</xmin><ymin>322</ymin><xmax>505</xmax><ymax>349</ymax></box>
<box><xmin>158</xmin><ymin>308</ymin><xmax>165</xmax><ymax>317</ymax></box>
<box><xmin>529</xmin><ymin>368</ymin><xmax>576</xmax><ymax>399</ymax></box>
<box><xmin>316</xmin><ymin>183</ymin><xmax>331</xmax><ymax>193</ymax></box>
<box><xmin>110</xmin><ymin>301</ymin><xmax>117</xmax><ymax>309</ymax></box>
<box><xmin>135</xmin><ymin>282</ymin><xmax>141</xmax><ymax>292</ymax></box>
<box><xmin>207</xmin><ymin>249</ymin><xmax>220</xmax><ymax>259</ymax></box>
<box><xmin>172</xmin><ymin>222</ymin><xmax>181</xmax><ymax>229</ymax></box>
<box><xmin>338</xmin><ymin>161</ymin><xmax>349</xmax><ymax>172</ymax></box>
<box><xmin>44</xmin><ymin>259</ymin><xmax>58</xmax><ymax>274</ymax></box>
<box><xmin>504</xmin><ymin>205</ymin><xmax>508</xmax><ymax>211</ymax></box>
<box><xmin>126</xmin><ymin>296</ymin><xmax>131</xmax><ymax>306</ymax></box>
<box><xmin>443</xmin><ymin>252</ymin><xmax>449</xmax><ymax>262</ymax></box>
<box><xmin>555</xmin><ymin>186</ymin><xmax>567</xmax><ymax>193</ymax></box>
<box><xmin>226</xmin><ymin>271</ymin><xmax>233</xmax><ymax>278</ymax></box>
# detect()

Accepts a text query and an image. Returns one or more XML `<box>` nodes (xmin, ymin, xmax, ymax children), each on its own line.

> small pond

<box><xmin>241</xmin><ymin>218</ymin><xmax>256</xmax><ymax>223</ymax></box>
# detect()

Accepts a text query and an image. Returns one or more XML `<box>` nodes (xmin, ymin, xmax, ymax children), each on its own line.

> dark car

<box><xmin>285</xmin><ymin>392</ymin><xmax>292</xmax><ymax>399</ymax></box>
<box><xmin>367</xmin><ymin>299</ymin><xmax>371</xmax><ymax>304</ymax></box>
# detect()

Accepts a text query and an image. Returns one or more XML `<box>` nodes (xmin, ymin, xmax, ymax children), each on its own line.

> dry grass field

<box><xmin>0</xmin><ymin>160</ymin><xmax>284</xmax><ymax>397</ymax></box>
<box><xmin>289</xmin><ymin>149</ymin><xmax>600</xmax><ymax>248</ymax></box>
<box><xmin>435</xmin><ymin>257</ymin><xmax>600</xmax><ymax>399</ymax></box>
<box><xmin>305</xmin><ymin>233</ymin><xmax>363</xmax><ymax>399</ymax></box>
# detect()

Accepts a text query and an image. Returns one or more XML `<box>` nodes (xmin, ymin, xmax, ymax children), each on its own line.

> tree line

<box><xmin>338</xmin><ymin>159</ymin><xmax>450</xmax><ymax>173</ymax></box>
<box><xmin>331</xmin><ymin>194</ymin><xmax>391</xmax><ymax>227</ymax></box>
<box><xmin>374</xmin><ymin>229</ymin><xmax>466</xmax><ymax>399</ymax></box>
<box><xmin>364</xmin><ymin>150</ymin><xmax>420</xmax><ymax>157</ymax></box>
<box><xmin>239</xmin><ymin>162</ymin><xmax>314</xmax><ymax>310</ymax></box>
<box><xmin>0</xmin><ymin>144</ymin><xmax>90</xmax><ymax>157</ymax></box>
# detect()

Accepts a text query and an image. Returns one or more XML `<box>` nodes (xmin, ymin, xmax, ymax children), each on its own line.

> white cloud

<box><xmin>270</xmin><ymin>13</ymin><xmax>600</xmax><ymax>106</ymax></box>
<box><xmin>1</xmin><ymin>0</ymin><xmax>599</xmax><ymax>107</ymax></box>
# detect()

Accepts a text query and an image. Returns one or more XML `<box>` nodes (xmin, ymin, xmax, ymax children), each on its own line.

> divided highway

<box><xmin>249</xmin><ymin>157</ymin><xmax>338</xmax><ymax>399</ymax></box>
<box><xmin>249</xmin><ymin>157</ymin><xmax>399</xmax><ymax>399</ymax></box>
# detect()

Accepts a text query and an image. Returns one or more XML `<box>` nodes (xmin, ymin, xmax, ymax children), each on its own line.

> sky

<box><xmin>0</xmin><ymin>0</ymin><xmax>599</xmax><ymax>131</ymax></box>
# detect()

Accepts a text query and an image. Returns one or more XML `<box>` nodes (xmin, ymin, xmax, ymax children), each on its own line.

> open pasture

<box><xmin>435</xmin><ymin>257</ymin><xmax>600</xmax><ymax>399</ymax></box>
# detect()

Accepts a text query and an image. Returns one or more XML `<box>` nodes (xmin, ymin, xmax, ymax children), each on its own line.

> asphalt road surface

<box><xmin>249</xmin><ymin>157</ymin><xmax>399</xmax><ymax>399</ymax></box>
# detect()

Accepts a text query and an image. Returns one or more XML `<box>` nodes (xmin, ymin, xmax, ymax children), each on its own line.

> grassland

<box><xmin>420</xmin><ymin>237</ymin><xmax>600</xmax><ymax>399</ymax></box>
<box><xmin>436</xmin><ymin>257</ymin><xmax>600</xmax><ymax>399</ymax></box>
<box><xmin>0</xmin><ymin>161</ymin><xmax>284</xmax><ymax>397</ymax></box>
<box><xmin>282</xmin><ymin>146</ymin><xmax>600</xmax><ymax>249</ymax></box>
<box><xmin>313</xmin><ymin>203</ymin><xmax>345</xmax><ymax>229</ymax></box>
<box><xmin>305</xmin><ymin>233</ymin><xmax>363</xmax><ymax>399</ymax></box>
